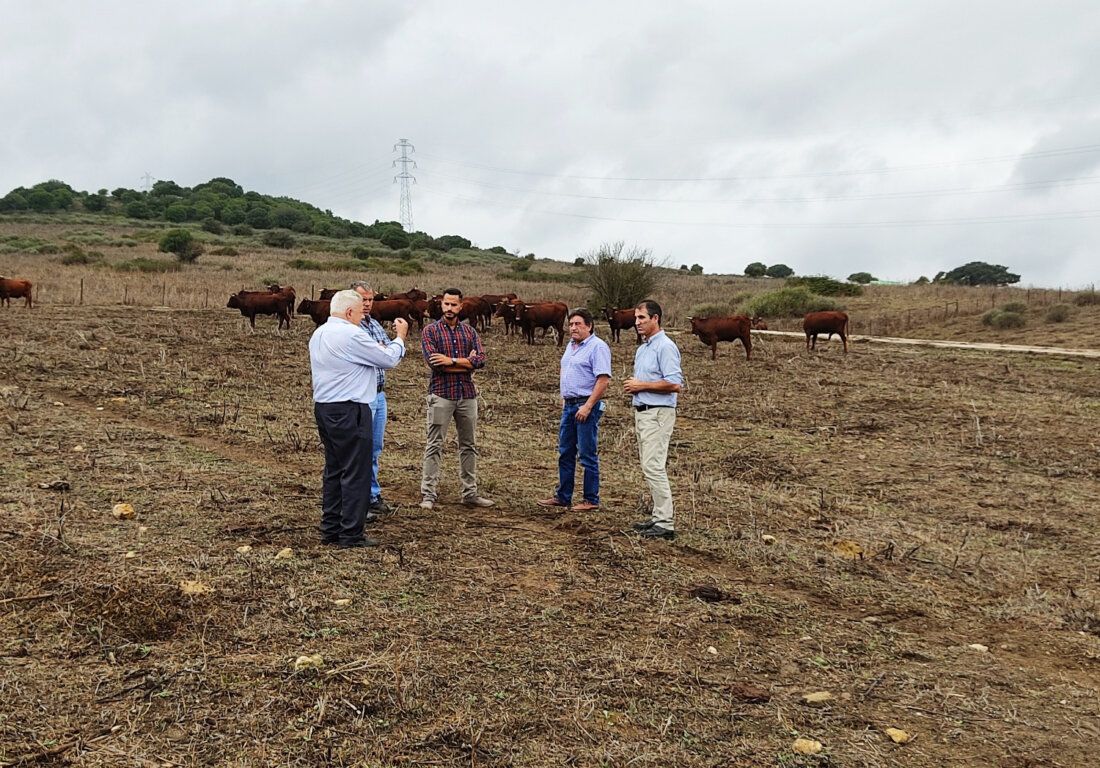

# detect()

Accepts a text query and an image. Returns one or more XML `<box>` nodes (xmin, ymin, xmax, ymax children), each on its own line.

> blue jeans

<box><xmin>556</xmin><ymin>401</ymin><xmax>603</xmax><ymax>505</ymax></box>
<box><xmin>370</xmin><ymin>390</ymin><xmax>387</xmax><ymax>503</ymax></box>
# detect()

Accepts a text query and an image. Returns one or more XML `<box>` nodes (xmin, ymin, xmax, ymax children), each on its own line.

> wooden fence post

<box><xmin>79</xmin><ymin>278</ymin><xmax>84</xmax><ymax>306</ymax></box>
<box><xmin>311</xmin><ymin>284</ymin><xmax>315</xmax><ymax>300</ymax></box>
<box><xmin>124</xmin><ymin>285</ymin><xmax>128</xmax><ymax>305</ymax></box>
<box><xmin>204</xmin><ymin>289</ymin><xmax>208</xmax><ymax>308</ymax></box>
<box><xmin>162</xmin><ymin>284</ymin><xmax>167</xmax><ymax>306</ymax></box>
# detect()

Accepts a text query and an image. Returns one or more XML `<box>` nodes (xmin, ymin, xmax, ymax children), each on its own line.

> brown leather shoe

<box><xmin>536</xmin><ymin>497</ymin><xmax>569</xmax><ymax>507</ymax></box>
<box><xmin>570</xmin><ymin>501</ymin><xmax>599</xmax><ymax>512</ymax></box>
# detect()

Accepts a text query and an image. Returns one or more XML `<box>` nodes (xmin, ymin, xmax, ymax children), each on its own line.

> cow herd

<box><xmin>0</xmin><ymin>273</ymin><xmax>850</xmax><ymax>357</ymax></box>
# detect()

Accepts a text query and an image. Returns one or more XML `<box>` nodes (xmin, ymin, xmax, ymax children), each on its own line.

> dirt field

<box><xmin>2</xmin><ymin>299</ymin><xmax>1098</xmax><ymax>766</ymax></box>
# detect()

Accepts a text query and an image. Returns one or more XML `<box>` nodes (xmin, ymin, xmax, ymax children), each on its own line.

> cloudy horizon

<box><xmin>3</xmin><ymin>1</ymin><xmax>1098</xmax><ymax>287</ymax></box>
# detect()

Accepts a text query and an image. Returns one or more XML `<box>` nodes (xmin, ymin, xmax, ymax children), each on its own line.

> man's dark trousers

<box><xmin>314</xmin><ymin>401</ymin><xmax>373</xmax><ymax>544</ymax></box>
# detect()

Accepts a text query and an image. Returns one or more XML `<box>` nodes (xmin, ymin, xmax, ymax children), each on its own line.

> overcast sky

<box><xmin>3</xmin><ymin>1</ymin><xmax>1098</xmax><ymax>286</ymax></box>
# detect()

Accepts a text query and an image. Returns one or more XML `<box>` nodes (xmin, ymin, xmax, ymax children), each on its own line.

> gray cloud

<box><xmin>2</xmin><ymin>1</ymin><xmax>1098</xmax><ymax>286</ymax></box>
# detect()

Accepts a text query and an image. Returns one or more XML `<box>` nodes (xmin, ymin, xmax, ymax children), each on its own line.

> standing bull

<box><xmin>803</xmin><ymin>311</ymin><xmax>849</xmax><ymax>353</ymax></box>
<box><xmin>228</xmin><ymin>291</ymin><xmax>292</xmax><ymax>329</ymax></box>
<box><xmin>688</xmin><ymin>315</ymin><xmax>752</xmax><ymax>360</ymax></box>
<box><xmin>0</xmin><ymin>277</ymin><xmax>33</xmax><ymax>308</ymax></box>
<box><xmin>514</xmin><ymin>301</ymin><xmax>567</xmax><ymax>346</ymax></box>
<box><xmin>603</xmin><ymin>307</ymin><xmax>639</xmax><ymax>343</ymax></box>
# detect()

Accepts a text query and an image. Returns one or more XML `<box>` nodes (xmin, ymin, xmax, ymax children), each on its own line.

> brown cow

<box><xmin>266</xmin><ymin>284</ymin><xmax>296</xmax><ymax>311</ymax></box>
<box><xmin>514</xmin><ymin>301</ymin><xmax>567</xmax><ymax>346</ymax></box>
<box><xmin>494</xmin><ymin>299</ymin><xmax>521</xmax><ymax>335</ymax></box>
<box><xmin>459</xmin><ymin>296</ymin><xmax>492</xmax><ymax>331</ymax></box>
<box><xmin>388</xmin><ymin>287</ymin><xmax>426</xmax><ymax>302</ymax></box>
<box><xmin>297</xmin><ymin>298</ymin><xmax>330</xmax><ymax>327</ymax></box>
<box><xmin>0</xmin><ymin>277</ymin><xmax>33</xmax><ymax>308</ymax></box>
<box><xmin>318</xmin><ymin>288</ymin><xmax>341</xmax><ymax>301</ymax></box>
<box><xmin>371</xmin><ymin>298</ymin><xmax>419</xmax><ymax>326</ymax></box>
<box><xmin>803</xmin><ymin>311</ymin><xmax>849</xmax><ymax>353</ymax></box>
<box><xmin>228</xmin><ymin>291</ymin><xmax>291</xmax><ymax>329</ymax></box>
<box><xmin>689</xmin><ymin>315</ymin><xmax>752</xmax><ymax>360</ymax></box>
<box><xmin>410</xmin><ymin>298</ymin><xmax>428</xmax><ymax>330</ymax></box>
<box><xmin>751</xmin><ymin>316</ymin><xmax>768</xmax><ymax>330</ymax></box>
<box><xmin>603</xmin><ymin>306</ymin><xmax>639</xmax><ymax>343</ymax></box>
<box><xmin>427</xmin><ymin>295</ymin><xmax>444</xmax><ymax>320</ymax></box>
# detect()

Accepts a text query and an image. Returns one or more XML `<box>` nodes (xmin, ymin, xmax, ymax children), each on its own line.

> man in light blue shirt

<box><xmin>623</xmin><ymin>299</ymin><xmax>683</xmax><ymax>540</ymax></box>
<box><xmin>309</xmin><ymin>290</ymin><xmax>407</xmax><ymax>549</ymax></box>
<box><xmin>351</xmin><ymin>281</ymin><xmax>404</xmax><ymax>516</ymax></box>
<box><xmin>537</xmin><ymin>308</ymin><xmax>612</xmax><ymax>512</ymax></box>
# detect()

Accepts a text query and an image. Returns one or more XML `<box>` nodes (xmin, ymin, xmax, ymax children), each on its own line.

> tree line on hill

<box><xmin>0</xmin><ymin>178</ymin><xmax>504</xmax><ymax>254</ymax></box>
<box><xmin>744</xmin><ymin>260</ymin><xmax>1020</xmax><ymax>287</ymax></box>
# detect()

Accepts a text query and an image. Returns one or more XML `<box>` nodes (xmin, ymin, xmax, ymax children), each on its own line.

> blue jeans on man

<box><xmin>370</xmin><ymin>390</ymin><xmax>387</xmax><ymax>504</ymax></box>
<box><xmin>556</xmin><ymin>399</ymin><xmax>603</xmax><ymax>505</ymax></box>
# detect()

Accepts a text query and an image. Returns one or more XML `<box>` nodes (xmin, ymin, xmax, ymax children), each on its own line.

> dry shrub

<box><xmin>1073</xmin><ymin>291</ymin><xmax>1099</xmax><ymax>306</ymax></box>
<box><xmin>982</xmin><ymin>309</ymin><xmax>1026</xmax><ymax>329</ymax></box>
<box><xmin>1045</xmin><ymin>304</ymin><xmax>1072</xmax><ymax>323</ymax></box>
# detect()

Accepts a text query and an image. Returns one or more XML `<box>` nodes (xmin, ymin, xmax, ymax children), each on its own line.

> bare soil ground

<box><xmin>2</xmin><ymin>303</ymin><xmax>1098</xmax><ymax>767</ymax></box>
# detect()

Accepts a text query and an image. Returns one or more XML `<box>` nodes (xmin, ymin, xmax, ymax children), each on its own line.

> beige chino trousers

<box><xmin>421</xmin><ymin>394</ymin><xmax>479</xmax><ymax>502</ymax></box>
<box><xmin>634</xmin><ymin>407</ymin><xmax>676</xmax><ymax>529</ymax></box>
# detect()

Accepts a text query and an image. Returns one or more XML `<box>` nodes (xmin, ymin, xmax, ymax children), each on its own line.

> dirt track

<box><xmin>2</xmin><ymin>305</ymin><xmax>1098</xmax><ymax>767</ymax></box>
<box><xmin>758</xmin><ymin>329</ymin><xmax>1100</xmax><ymax>358</ymax></box>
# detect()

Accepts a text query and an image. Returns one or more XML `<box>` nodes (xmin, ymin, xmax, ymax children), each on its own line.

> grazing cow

<box><xmin>297</xmin><ymin>298</ymin><xmax>330</xmax><ymax>327</ymax></box>
<box><xmin>0</xmin><ymin>277</ymin><xmax>33</xmax><ymax>308</ymax></box>
<box><xmin>514</xmin><ymin>301</ymin><xmax>567</xmax><ymax>346</ymax></box>
<box><xmin>603</xmin><ymin>306</ymin><xmax>639</xmax><ymax>343</ymax></box>
<box><xmin>318</xmin><ymin>288</ymin><xmax>341</xmax><ymax>301</ymax></box>
<box><xmin>751</xmin><ymin>316</ymin><xmax>768</xmax><ymax>330</ymax></box>
<box><xmin>228</xmin><ymin>291</ymin><xmax>292</xmax><ymax>329</ymax></box>
<box><xmin>371</xmin><ymin>298</ymin><xmax>419</xmax><ymax>326</ymax></box>
<box><xmin>689</xmin><ymin>315</ymin><xmax>752</xmax><ymax>360</ymax></box>
<box><xmin>481</xmin><ymin>293</ymin><xmax>517</xmax><ymax>312</ymax></box>
<box><xmin>803</xmin><ymin>311</ymin><xmax>849</xmax><ymax>353</ymax></box>
<box><xmin>410</xmin><ymin>298</ymin><xmax>428</xmax><ymax>330</ymax></box>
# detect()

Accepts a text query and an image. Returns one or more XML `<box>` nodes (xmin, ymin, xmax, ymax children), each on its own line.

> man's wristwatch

<box><xmin>450</xmin><ymin>357</ymin><xmax>456</xmax><ymax>365</ymax></box>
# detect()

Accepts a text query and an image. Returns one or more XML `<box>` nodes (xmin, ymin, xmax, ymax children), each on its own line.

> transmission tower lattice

<box><xmin>140</xmin><ymin>172</ymin><xmax>154</xmax><ymax>191</ymax></box>
<box><xmin>393</xmin><ymin>139</ymin><xmax>416</xmax><ymax>230</ymax></box>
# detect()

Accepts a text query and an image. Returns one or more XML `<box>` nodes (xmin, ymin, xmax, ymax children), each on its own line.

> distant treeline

<box><xmin>0</xmin><ymin>177</ymin><xmax>494</xmax><ymax>253</ymax></box>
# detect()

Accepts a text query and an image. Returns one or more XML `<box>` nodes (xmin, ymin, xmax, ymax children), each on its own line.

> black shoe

<box><xmin>338</xmin><ymin>537</ymin><xmax>378</xmax><ymax>549</ymax></box>
<box><xmin>369</xmin><ymin>498</ymin><xmax>396</xmax><ymax>516</ymax></box>
<box><xmin>638</xmin><ymin>525</ymin><xmax>675</xmax><ymax>540</ymax></box>
<box><xmin>363</xmin><ymin>512</ymin><xmax>379</xmax><ymax>525</ymax></box>
<box><xmin>321</xmin><ymin>536</ymin><xmax>339</xmax><ymax>545</ymax></box>
<box><xmin>631</xmin><ymin>520</ymin><xmax>655</xmax><ymax>532</ymax></box>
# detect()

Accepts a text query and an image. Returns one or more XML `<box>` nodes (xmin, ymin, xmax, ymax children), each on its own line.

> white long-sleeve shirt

<box><xmin>309</xmin><ymin>317</ymin><xmax>405</xmax><ymax>403</ymax></box>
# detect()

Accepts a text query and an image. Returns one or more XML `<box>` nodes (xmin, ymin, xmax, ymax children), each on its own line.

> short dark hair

<box><xmin>567</xmin><ymin>308</ymin><xmax>594</xmax><ymax>328</ymax></box>
<box><xmin>636</xmin><ymin>299</ymin><xmax>662</xmax><ymax>325</ymax></box>
<box><xmin>442</xmin><ymin>287</ymin><xmax>463</xmax><ymax>300</ymax></box>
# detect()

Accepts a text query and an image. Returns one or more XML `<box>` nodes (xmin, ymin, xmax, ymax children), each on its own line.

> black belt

<box><xmin>564</xmin><ymin>396</ymin><xmax>589</xmax><ymax>405</ymax></box>
<box><xmin>377</xmin><ymin>384</ymin><xmax>385</xmax><ymax>393</ymax></box>
<box><xmin>634</xmin><ymin>404</ymin><xmax>673</xmax><ymax>412</ymax></box>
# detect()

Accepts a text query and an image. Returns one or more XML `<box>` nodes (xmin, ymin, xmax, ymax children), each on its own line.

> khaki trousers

<box><xmin>421</xmin><ymin>394</ymin><xmax>479</xmax><ymax>501</ymax></box>
<box><xmin>635</xmin><ymin>407</ymin><xmax>676</xmax><ymax>529</ymax></box>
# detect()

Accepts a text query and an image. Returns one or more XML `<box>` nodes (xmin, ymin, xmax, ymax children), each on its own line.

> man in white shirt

<box><xmin>309</xmin><ymin>290</ymin><xmax>408</xmax><ymax>548</ymax></box>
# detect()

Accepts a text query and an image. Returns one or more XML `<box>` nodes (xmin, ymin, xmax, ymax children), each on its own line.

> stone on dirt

<box><xmin>293</xmin><ymin>654</ymin><xmax>324</xmax><ymax>671</ymax></box>
<box><xmin>179</xmin><ymin>580</ymin><xmax>213</xmax><ymax>596</ymax></box>
<box><xmin>274</xmin><ymin>547</ymin><xmax>294</xmax><ymax>560</ymax></box>
<box><xmin>885</xmin><ymin>727</ymin><xmax>912</xmax><ymax>744</ymax></box>
<box><xmin>801</xmin><ymin>691</ymin><xmax>834</xmax><ymax>706</ymax></box>
<box><xmin>112</xmin><ymin>503</ymin><xmax>136</xmax><ymax>519</ymax></box>
<box><xmin>792</xmin><ymin>737</ymin><xmax>823</xmax><ymax>755</ymax></box>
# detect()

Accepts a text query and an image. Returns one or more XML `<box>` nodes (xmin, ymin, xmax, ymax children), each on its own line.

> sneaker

<box><xmin>463</xmin><ymin>496</ymin><xmax>494</xmax><ymax>508</ymax></box>
<box><xmin>338</xmin><ymin>537</ymin><xmax>378</xmax><ymax>548</ymax></box>
<box><xmin>536</xmin><ymin>497</ymin><xmax>569</xmax><ymax>508</ymax></box>
<box><xmin>631</xmin><ymin>520</ymin><xmax>655</xmax><ymax>532</ymax></box>
<box><xmin>419</xmin><ymin>499</ymin><xmax>434</xmax><ymax>510</ymax></box>
<box><xmin>638</xmin><ymin>525</ymin><xmax>675</xmax><ymax>540</ymax></box>
<box><xmin>571</xmin><ymin>501</ymin><xmax>599</xmax><ymax>512</ymax></box>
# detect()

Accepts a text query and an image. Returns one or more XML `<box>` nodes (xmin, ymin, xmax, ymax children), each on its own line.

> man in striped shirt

<box><xmin>419</xmin><ymin>288</ymin><xmax>492</xmax><ymax>509</ymax></box>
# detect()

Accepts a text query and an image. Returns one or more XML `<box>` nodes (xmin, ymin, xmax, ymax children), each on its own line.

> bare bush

<box><xmin>580</xmin><ymin>241</ymin><xmax>663</xmax><ymax>310</ymax></box>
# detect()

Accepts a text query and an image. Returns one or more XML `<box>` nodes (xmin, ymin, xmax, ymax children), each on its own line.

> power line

<box><xmin>415</xmin><ymin>142</ymin><xmax>1100</xmax><ymax>183</ymax></box>
<box><xmin>393</xmin><ymin>139</ymin><xmax>416</xmax><ymax>230</ymax></box>
<box><xmin>419</xmin><ymin>184</ymin><xmax>1100</xmax><ymax>229</ymax></box>
<box><xmin>418</xmin><ymin>169</ymin><xmax>1100</xmax><ymax>205</ymax></box>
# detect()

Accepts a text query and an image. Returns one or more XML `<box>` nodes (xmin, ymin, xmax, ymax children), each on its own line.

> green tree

<box><xmin>690</xmin><ymin>264</ymin><xmax>703</xmax><ymax>274</ymax></box>
<box><xmin>262</xmin><ymin>230</ymin><xmax>297</xmax><ymax>249</ymax></box>
<box><xmin>158</xmin><ymin>229</ymin><xmax>203</xmax><ymax>263</ymax></box>
<box><xmin>937</xmin><ymin>261</ymin><xmax>1021</xmax><ymax>286</ymax></box>
<box><xmin>246</xmin><ymin>206</ymin><xmax>272</xmax><ymax>229</ymax></box>
<box><xmin>82</xmin><ymin>193</ymin><xmax>108</xmax><ymax>212</ymax></box>
<box><xmin>1</xmin><ymin>192</ymin><xmax>28</xmax><ymax>211</ymax></box>
<box><xmin>848</xmin><ymin>271</ymin><xmax>875</xmax><ymax>284</ymax></box>
<box><xmin>27</xmin><ymin>189</ymin><xmax>55</xmax><ymax>211</ymax></box>
<box><xmin>125</xmin><ymin>200</ymin><xmax>152</xmax><ymax>219</ymax></box>
<box><xmin>164</xmin><ymin>204</ymin><xmax>189</xmax><ymax>222</ymax></box>
<box><xmin>581</xmin><ymin>241</ymin><xmax>662</xmax><ymax>311</ymax></box>
<box><xmin>434</xmin><ymin>234</ymin><xmax>471</xmax><ymax>251</ymax></box>
<box><xmin>765</xmin><ymin>263</ymin><xmax>794</xmax><ymax>278</ymax></box>
<box><xmin>380</xmin><ymin>229</ymin><xmax>410</xmax><ymax>249</ymax></box>
<box><xmin>745</xmin><ymin>262</ymin><xmax>767</xmax><ymax>277</ymax></box>
<box><xmin>913</xmin><ymin>276</ymin><xmax>930</xmax><ymax>284</ymax></box>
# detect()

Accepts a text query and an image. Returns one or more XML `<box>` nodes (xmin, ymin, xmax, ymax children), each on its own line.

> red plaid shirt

<box><xmin>421</xmin><ymin>319</ymin><xmax>486</xmax><ymax>399</ymax></box>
